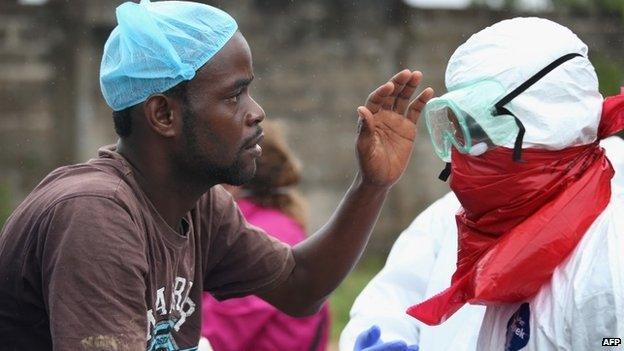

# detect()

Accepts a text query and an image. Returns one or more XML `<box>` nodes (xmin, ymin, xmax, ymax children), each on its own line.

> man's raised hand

<box><xmin>356</xmin><ymin>70</ymin><xmax>434</xmax><ymax>188</ymax></box>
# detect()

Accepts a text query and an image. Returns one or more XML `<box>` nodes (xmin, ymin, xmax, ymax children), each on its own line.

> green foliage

<box><xmin>593</xmin><ymin>54</ymin><xmax>624</xmax><ymax>96</ymax></box>
<box><xmin>552</xmin><ymin>0</ymin><xmax>624</xmax><ymax>18</ymax></box>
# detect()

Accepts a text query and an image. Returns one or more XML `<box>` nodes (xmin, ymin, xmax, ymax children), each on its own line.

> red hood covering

<box><xmin>407</xmin><ymin>92</ymin><xmax>624</xmax><ymax>325</ymax></box>
<box><xmin>599</xmin><ymin>88</ymin><xmax>624</xmax><ymax>139</ymax></box>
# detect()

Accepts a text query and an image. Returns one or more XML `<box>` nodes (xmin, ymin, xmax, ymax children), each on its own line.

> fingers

<box><xmin>365</xmin><ymin>82</ymin><xmax>395</xmax><ymax>114</ymax></box>
<box><xmin>381</xmin><ymin>69</ymin><xmax>412</xmax><ymax>110</ymax></box>
<box><xmin>395</xmin><ymin>71</ymin><xmax>423</xmax><ymax>114</ymax></box>
<box><xmin>365</xmin><ymin>70</ymin><xmax>432</xmax><ymax>127</ymax></box>
<box><xmin>406</xmin><ymin>87</ymin><xmax>435</xmax><ymax>124</ymax></box>
<box><xmin>366</xmin><ymin>70</ymin><xmax>427</xmax><ymax>117</ymax></box>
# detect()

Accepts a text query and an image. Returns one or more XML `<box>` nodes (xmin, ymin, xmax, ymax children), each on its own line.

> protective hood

<box><xmin>445</xmin><ymin>17</ymin><xmax>603</xmax><ymax>150</ymax></box>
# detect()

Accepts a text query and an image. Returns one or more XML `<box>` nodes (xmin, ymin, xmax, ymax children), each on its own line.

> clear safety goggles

<box><xmin>424</xmin><ymin>80</ymin><xmax>519</xmax><ymax>162</ymax></box>
<box><xmin>424</xmin><ymin>53</ymin><xmax>582</xmax><ymax>164</ymax></box>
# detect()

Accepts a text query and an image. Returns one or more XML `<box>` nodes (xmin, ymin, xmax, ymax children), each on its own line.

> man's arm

<box><xmin>258</xmin><ymin>70</ymin><xmax>434</xmax><ymax>316</ymax></box>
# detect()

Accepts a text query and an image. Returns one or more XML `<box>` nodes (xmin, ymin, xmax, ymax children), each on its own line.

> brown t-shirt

<box><xmin>0</xmin><ymin>146</ymin><xmax>295</xmax><ymax>351</ymax></box>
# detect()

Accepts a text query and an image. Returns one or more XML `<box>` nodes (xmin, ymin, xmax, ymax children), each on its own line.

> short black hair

<box><xmin>112</xmin><ymin>80</ymin><xmax>190</xmax><ymax>137</ymax></box>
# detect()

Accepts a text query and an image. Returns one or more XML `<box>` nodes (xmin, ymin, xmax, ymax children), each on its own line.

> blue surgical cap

<box><xmin>100</xmin><ymin>0</ymin><xmax>238</xmax><ymax>111</ymax></box>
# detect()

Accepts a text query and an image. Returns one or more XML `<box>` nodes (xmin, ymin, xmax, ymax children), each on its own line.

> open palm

<box><xmin>356</xmin><ymin>70</ymin><xmax>434</xmax><ymax>188</ymax></box>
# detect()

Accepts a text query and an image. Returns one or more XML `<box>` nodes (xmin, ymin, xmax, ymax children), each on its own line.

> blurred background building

<box><xmin>1</xmin><ymin>0</ymin><xmax>623</xmax><ymax>347</ymax></box>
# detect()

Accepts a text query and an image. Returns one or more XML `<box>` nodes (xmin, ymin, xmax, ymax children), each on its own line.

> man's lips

<box><xmin>243</xmin><ymin>132</ymin><xmax>264</xmax><ymax>157</ymax></box>
<box><xmin>244</xmin><ymin>132</ymin><xmax>264</xmax><ymax>150</ymax></box>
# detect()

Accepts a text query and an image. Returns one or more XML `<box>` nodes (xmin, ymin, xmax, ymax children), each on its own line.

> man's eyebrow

<box><xmin>230</xmin><ymin>75</ymin><xmax>254</xmax><ymax>91</ymax></box>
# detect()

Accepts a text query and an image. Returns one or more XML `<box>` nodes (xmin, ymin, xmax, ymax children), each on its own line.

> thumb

<box><xmin>354</xmin><ymin>325</ymin><xmax>381</xmax><ymax>349</ymax></box>
<box><xmin>357</xmin><ymin>106</ymin><xmax>374</xmax><ymax>135</ymax></box>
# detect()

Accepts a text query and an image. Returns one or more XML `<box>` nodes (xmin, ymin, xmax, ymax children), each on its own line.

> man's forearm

<box><xmin>260</xmin><ymin>174</ymin><xmax>389</xmax><ymax>315</ymax></box>
<box><xmin>258</xmin><ymin>70</ymin><xmax>430</xmax><ymax>316</ymax></box>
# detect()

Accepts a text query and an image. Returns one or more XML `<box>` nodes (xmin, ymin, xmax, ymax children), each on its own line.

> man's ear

<box><xmin>143</xmin><ymin>94</ymin><xmax>180</xmax><ymax>138</ymax></box>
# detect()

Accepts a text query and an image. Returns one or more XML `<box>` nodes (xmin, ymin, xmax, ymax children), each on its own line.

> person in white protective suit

<box><xmin>340</xmin><ymin>17</ymin><xmax>624</xmax><ymax>351</ymax></box>
<box><xmin>340</xmin><ymin>135</ymin><xmax>624</xmax><ymax>351</ymax></box>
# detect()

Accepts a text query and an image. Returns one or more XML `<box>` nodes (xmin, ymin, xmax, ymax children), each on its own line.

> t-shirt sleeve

<box><xmin>39</xmin><ymin>196</ymin><xmax>149</xmax><ymax>351</ymax></box>
<box><xmin>202</xmin><ymin>187</ymin><xmax>295</xmax><ymax>300</ymax></box>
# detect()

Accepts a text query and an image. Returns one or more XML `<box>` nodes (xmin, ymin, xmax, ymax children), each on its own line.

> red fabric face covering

<box><xmin>407</xmin><ymin>143</ymin><xmax>614</xmax><ymax>326</ymax></box>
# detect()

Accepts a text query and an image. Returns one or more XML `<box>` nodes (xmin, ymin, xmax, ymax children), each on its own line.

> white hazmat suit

<box><xmin>341</xmin><ymin>16</ymin><xmax>624</xmax><ymax>351</ymax></box>
<box><xmin>340</xmin><ymin>136</ymin><xmax>624</xmax><ymax>351</ymax></box>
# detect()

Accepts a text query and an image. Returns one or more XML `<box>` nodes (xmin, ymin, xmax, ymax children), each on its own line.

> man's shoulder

<box><xmin>23</xmin><ymin>161</ymin><xmax>139</xmax><ymax>217</ymax></box>
<box><xmin>2</xmin><ymin>162</ymin><xmax>145</xmax><ymax>254</ymax></box>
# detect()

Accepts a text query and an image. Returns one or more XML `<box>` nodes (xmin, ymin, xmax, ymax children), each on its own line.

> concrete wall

<box><xmin>1</xmin><ymin>0</ymin><xmax>623</xmax><ymax>254</ymax></box>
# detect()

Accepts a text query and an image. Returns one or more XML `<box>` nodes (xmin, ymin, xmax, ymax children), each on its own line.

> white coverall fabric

<box><xmin>476</xmin><ymin>198</ymin><xmax>624</xmax><ymax>350</ymax></box>
<box><xmin>340</xmin><ymin>136</ymin><xmax>624</xmax><ymax>351</ymax></box>
<box><xmin>339</xmin><ymin>192</ymin><xmax>484</xmax><ymax>351</ymax></box>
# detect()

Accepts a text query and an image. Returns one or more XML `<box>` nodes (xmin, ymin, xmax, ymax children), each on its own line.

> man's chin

<box><xmin>223</xmin><ymin>162</ymin><xmax>256</xmax><ymax>186</ymax></box>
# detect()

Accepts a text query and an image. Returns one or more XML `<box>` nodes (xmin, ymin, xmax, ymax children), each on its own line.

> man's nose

<box><xmin>246</xmin><ymin>97</ymin><xmax>265</xmax><ymax>126</ymax></box>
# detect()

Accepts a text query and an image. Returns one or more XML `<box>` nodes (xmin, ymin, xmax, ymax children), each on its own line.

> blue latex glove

<box><xmin>354</xmin><ymin>325</ymin><xmax>419</xmax><ymax>351</ymax></box>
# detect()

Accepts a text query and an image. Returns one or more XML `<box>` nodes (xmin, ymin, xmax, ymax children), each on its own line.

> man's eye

<box><xmin>226</xmin><ymin>92</ymin><xmax>242</xmax><ymax>103</ymax></box>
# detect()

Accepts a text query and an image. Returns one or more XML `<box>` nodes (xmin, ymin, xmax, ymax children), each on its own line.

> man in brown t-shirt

<box><xmin>0</xmin><ymin>1</ymin><xmax>434</xmax><ymax>350</ymax></box>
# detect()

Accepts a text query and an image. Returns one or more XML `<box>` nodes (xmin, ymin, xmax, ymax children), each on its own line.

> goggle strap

<box><xmin>438</xmin><ymin>162</ymin><xmax>452</xmax><ymax>182</ymax></box>
<box><xmin>497</xmin><ymin>105</ymin><xmax>527</xmax><ymax>161</ymax></box>
<box><xmin>493</xmin><ymin>53</ymin><xmax>580</xmax><ymax>162</ymax></box>
<box><xmin>512</xmin><ymin>115</ymin><xmax>526</xmax><ymax>162</ymax></box>
<box><xmin>495</xmin><ymin>53</ymin><xmax>582</xmax><ymax>108</ymax></box>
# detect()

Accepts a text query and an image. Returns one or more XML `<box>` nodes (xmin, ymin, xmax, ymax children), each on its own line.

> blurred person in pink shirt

<box><xmin>202</xmin><ymin>121</ymin><xmax>330</xmax><ymax>351</ymax></box>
